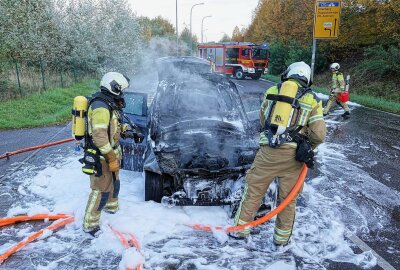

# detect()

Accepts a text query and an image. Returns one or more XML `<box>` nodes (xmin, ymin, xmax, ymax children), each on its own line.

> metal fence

<box><xmin>0</xmin><ymin>59</ymin><xmax>99</xmax><ymax>101</ymax></box>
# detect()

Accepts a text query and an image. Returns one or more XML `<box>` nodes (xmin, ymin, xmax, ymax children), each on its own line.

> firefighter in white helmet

<box><xmin>323</xmin><ymin>63</ymin><xmax>350</xmax><ymax>118</ymax></box>
<box><xmin>82</xmin><ymin>72</ymin><xmax>138</xmax><ymax>236</ymax></box>
<box><xmin>231</xmin><ymin>62</ymin><xmax>326</xmax><ymax>248</ymax></box>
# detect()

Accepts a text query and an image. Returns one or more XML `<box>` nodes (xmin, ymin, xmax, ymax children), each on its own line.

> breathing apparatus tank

<box><xmin>338</xmin><ymin>74</ymin><xmax>350</xmax><ymax>103</ymax></box>
<box><xmin>72</xmin><ymin>96</ymin><xmax>88</xmax><ymax>140</ymax></box>
<box><xmin>269</xmin><ymin>80</ymin><xmax>298</xmax><ymax>141</ymax></box>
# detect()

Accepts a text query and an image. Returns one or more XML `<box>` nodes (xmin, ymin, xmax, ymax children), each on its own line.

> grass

<box><xmin>262</xmin><ymin>74</ymin><xmax>400</xmax><ymax>114</ymax></box>
<box><xmin>0</xmin><ymin>80</ymin><xmax>98</xmax><ymax>129</ymax></box>
<box><xmin>311</xmin><ymin>84</ymin><xmax>400</xmax><ymax>114</ymax></box>
<box><xmin>262</xmin><ymin>74</ymin><xmax>280</xmax><ymax>83</ymax></box>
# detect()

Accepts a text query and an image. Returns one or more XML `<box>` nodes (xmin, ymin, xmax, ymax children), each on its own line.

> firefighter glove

<box><xmin>104</xmin><ymin>151</ymin><xmax>119</xmax><ymax>172</ymax></box>
<box><xmin>122</xmin><ymin>123</ymin><xmax>129</xmax><ymax>132</ymax></box>
<box><xmin>134</xmin><ymin>132</ymin><xmax>144</xmax><ymax>143</ymax></box>
<box><xmin>295</xmin><ymin>137</ymin><xmax>315</xmax><ymax>169</ymax></box>
<box><xmin>121</xmin><ymin>130</ymin><xmax>144</xmax><ymax>143</ymax></box>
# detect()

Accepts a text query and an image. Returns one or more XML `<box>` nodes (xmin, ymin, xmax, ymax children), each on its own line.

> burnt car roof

<box><xmin>156</xmin><ymin>56</ymin><xmax>211</xmax><ymax>80</ymax></box>
<box><xmin>154</xmin><ymin>72</ymin><xmax>249</xmax><ymax>130</ymax></box>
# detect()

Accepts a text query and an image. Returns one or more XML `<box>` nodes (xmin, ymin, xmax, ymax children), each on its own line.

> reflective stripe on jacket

<box><xmin>259</xmin><ymin>80</ymin><xmax>326</xmax><ymax>149</ymax></box>
<box><xmin>332</xmin><ymin>71</ymin><xmax>345</xmax><ymax>93</ymax></box>
<box><xmin>88</xmin><ymin>100</ymin><xmax>122</xmax><ymax>159</ymax></box>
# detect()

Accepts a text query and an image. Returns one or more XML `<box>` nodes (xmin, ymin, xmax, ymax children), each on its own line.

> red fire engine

<box><xmin>197</xmin><ymin>42</ymin><xmax>270</xmax><ymax>80</ymax></box>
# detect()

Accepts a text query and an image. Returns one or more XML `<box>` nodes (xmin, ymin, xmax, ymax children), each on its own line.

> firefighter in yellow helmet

<box><xmin>82</xmin><ymin>72</ymin><xmax>131</xmax><ymax>236</ymax></box>
<box><xmin>323</xmin><ymin>63</ymin><xmax>350</xmax><ymax>118</ymax></box>
<box><xmin>231</xmin><ymin>62</ymin><xmax>326</xmax><ymax>248</ymax></box>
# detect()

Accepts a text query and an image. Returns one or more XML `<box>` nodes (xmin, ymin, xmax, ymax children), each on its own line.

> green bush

<box><xmin>268</xmin><ymin>41</ymin><xmax>328</xmax><ymax>75</ymax></box>
<box><xmin>354</xmin><ymin>45</ymin><xmax>400</xmax><ymax>80</ymax></box>
<box><xmin>268</xmin><ymin>42</ymin><xmax>288</xmax><ymax>75</ymax></box>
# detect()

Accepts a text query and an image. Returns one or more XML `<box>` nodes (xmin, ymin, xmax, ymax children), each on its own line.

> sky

<box><xmin>128</xmin><ymin>0</ymin><xmax>260</xmax><ymax>42</ymax></box>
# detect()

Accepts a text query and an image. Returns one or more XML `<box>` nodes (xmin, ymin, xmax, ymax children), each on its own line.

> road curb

<box><xmin>348</xmin><ymin>234</ymin><xmax>396</xmax><ymax>270</ymax></box>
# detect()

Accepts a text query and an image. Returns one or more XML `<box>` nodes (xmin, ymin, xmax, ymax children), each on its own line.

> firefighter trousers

<box><xmin>83</xmin><ymin>160</ymin><xmax>120</xmax><ymax>232</ymax></box>
<box><xmin>323</xmin><ymin>94</ymin><xmax>350</xmax><ymax>114</ymax></box>
<box><xmin>234</xmin><ymin>145</ymin><xmax>303</xmax><ymax>245</ymax></box>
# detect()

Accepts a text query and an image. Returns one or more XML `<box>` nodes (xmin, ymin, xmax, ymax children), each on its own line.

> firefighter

<box><xmin>82</xmin><ymin>72</ymin><xmax>131</xmax><ymax>236</ymax></box>
<box><xmin>323</xmin><ymin>63</ymin><xmax>350</xmax><ymax>118</ymax></box>
<box><xmin>207</xmin><ymin>56</ymin><xmax>216</xmax><ymax>72</ymax></box>
<box><xmin>231</xmin><ymin>62</ymin><xmax>326</xmax><ymax>248</ymax></box>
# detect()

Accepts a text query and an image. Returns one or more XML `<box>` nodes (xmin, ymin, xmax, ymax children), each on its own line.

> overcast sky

<box><xmin>128</xmin><ymin>0</ymin><xmax>260</xmax><ymax>42</ymax></box>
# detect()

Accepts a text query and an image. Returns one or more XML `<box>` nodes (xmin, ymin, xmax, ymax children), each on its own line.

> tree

<box><xmin>232</xmin><ymin>26</ymin><xmax>245</xmax><ymax>42</ymax></box>
<box><xmin>139</xmin><ymin>16</ymin><xmax>175</xmax><ymax>42</ymax></box>
<box><xmin>0</xmin><ymin>0</ymin><xmax>66</xmax><ymax>61</ymax></box>
<box><xmin>151</xmin><ymin>16</ymin><xmax>175</xmax><ymax>37</ymax></box>
<box><xmin>55</xmin><ymin>0</ymin><xmax>142</xmax><ymax>73</ymax></box>
<box><xmin>219</xmin><ymin>33</ymin><xmax>231</xmax><ymax>42</ymax></box>
<box><xmin>180</xmin><ymin>27</ymin><xmax>198</xmax><ymax>55</ymax></box>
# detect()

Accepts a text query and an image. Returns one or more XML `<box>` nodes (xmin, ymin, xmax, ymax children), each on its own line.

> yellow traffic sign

<box><xmin>313</xmin><ymin>0</ymin><xmax>341</xmax><ymax>39</ymax></box>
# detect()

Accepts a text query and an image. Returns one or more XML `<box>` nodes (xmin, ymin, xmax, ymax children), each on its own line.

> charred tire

<box><xmin>234</xmin><ymin>69</ymin><xmax>244</xmax><ymax>80</ymax></box>
<box><xmin>145</xmin><ymin>171</ymin><xmax>163</xmax><ymax>203</ymax></box>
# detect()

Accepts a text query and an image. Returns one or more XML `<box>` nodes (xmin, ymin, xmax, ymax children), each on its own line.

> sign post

<box><xmin>311</xmin><ymin>0</ymin><xmax>341</xmax><ymax>81</ymax></box>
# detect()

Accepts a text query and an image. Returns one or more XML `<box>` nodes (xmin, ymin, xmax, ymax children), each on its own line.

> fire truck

<box><xmin>197</xmin><ymin>42</ymin><xmax>270</xmax><ymax>80</ymax></box>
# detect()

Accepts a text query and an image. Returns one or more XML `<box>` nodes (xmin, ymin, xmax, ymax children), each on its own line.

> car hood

<box><xmin>156</xmin><ymin>118</ymin><xmax>246</xmax><ymax>144</ymax></box>
<box><xmin>151</xmin><ymin>119</ymin><xmax>255</xmax><ymax>173</ymax></box>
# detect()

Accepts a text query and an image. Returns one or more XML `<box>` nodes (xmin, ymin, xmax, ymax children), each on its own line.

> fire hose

<box><xmin>0</xmin><ymin>214</ymin><xmax>74</xmax><ymax>264</ymax></box>
<box><xmin>0</xmin><ymin>214</ymin><xmax>143</xmax><ymax>270</ymax></box>
<box><xmin>186</xmin><ymin>165</ymin><xmax>308</xmax><ymax>232</ymax></box>
<box><xmin>0</xmin><ymin>138</ymin><xmax>74</xmax><ymax>160</ymax></box>
<box><xmin>109</xmin><ymin>225</ymin><xmax>144</xmax><ymax>270</ymax></box>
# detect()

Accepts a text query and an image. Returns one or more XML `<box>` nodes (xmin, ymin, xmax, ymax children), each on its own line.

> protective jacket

<box><xmin>88</xmin><ymin>92</ymin><xmax>123</xmax><ymax>160</ymax></box>
<box><xmin>259</xmin><ymin>80</ymin><xmax>326</xmax><ymax>149</ymax></box>
<box><xmin>332</xmin><ymin>71</ymin><xmax>345</xmax><ymax>93</ymax></box>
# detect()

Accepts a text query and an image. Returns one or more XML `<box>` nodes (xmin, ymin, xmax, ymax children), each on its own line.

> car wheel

<box><xmin>234</xmin><ymin>69</ymin><xmax>244</xmax><ymax>80</ymax></box>
<box><xmin>251</xmin><ymin>73</ymin><xmax>261</xmax><ymax>80</ymax></box>
<box><xmin>145</xmin><ymin>170</ymin><xmax>163</xmax><ymax>202</ymax></box>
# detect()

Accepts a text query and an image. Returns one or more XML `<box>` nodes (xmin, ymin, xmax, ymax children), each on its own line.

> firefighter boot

<box><xmin>84</xmin><ymin>226</ymin><xmax>101</xmax><ymax>237</ymax></box>
<box><xmin>272</xmin><ymin>240</ymin><xmax>292</xmax><ymax>252</ymax></box>
<box><xmin>341</xmin><ymin>111</ymin><xmax>350</xmax><ymax>119</ymax></box>
<box><xmin>228</xmin><ymin>231</ymin><xmax>250</xmax><ymax>240</ymax></box>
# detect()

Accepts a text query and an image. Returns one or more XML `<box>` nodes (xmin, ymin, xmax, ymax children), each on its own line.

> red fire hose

<box><xmin>0</xmin><ymin>138</ymin><xmax>74</xmax><ymax>160</ymax></box>
<box><xmin>0</xmin><ymin>214</ymin><xmax>74</xmax><ymax>264</ymax></box>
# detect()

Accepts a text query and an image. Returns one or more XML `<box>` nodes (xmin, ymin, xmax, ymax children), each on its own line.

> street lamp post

<box><xmin>176</xmin><ymin>0</ymin><xmax>178</xmax><ymax>56</ymax></box>
<box><xmin>201</xmin><ymin>15</ymin><xmax>212</xmax><ymax>43</ymax></box>
<box><xmin>190</xmin><ymin>2</ymin><xmax>204</xmax><ymax>56</ymax></box>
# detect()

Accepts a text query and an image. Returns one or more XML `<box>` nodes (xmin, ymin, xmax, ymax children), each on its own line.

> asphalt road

<box><xmin>0</xmin><ymin>76</ymin><xmax>399</xmax><ymax>269</ymax></box>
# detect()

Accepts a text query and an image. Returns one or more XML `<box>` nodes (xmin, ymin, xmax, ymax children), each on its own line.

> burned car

<box><xmin>120</xmin><ymin>91</ymin><xmax>149</xmax><ymax>172</ymax></box>
<box><xmin>141</xmin><ymin>57</ymin><xmax>264</xmax><ymax>207</ymax></box>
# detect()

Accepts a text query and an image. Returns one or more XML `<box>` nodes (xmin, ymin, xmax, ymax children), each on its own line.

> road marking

<box><xmin>236</xmin><ymin>83</ymin><xmax>244</xmax><ymax>88</ymax></box>
<box><xmin>348</xmin><ymin>234</ymin><xmax>397</xmax><ymax>270</ymax></box>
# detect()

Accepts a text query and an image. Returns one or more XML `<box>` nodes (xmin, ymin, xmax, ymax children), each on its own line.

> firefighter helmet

<box><xmin>285</xmin><ymin>61</ymin><xmax>311</xmax><ymax>86</ymax></box>
<box><xmin>330</xmin><ymin>63</ymin><xmax>340</xmax><ymax>71</ymax></box>
<box><xmin>100</xmin><ymin>72</ymin><xmax>130</xmax><ymax>96</ymax></box>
